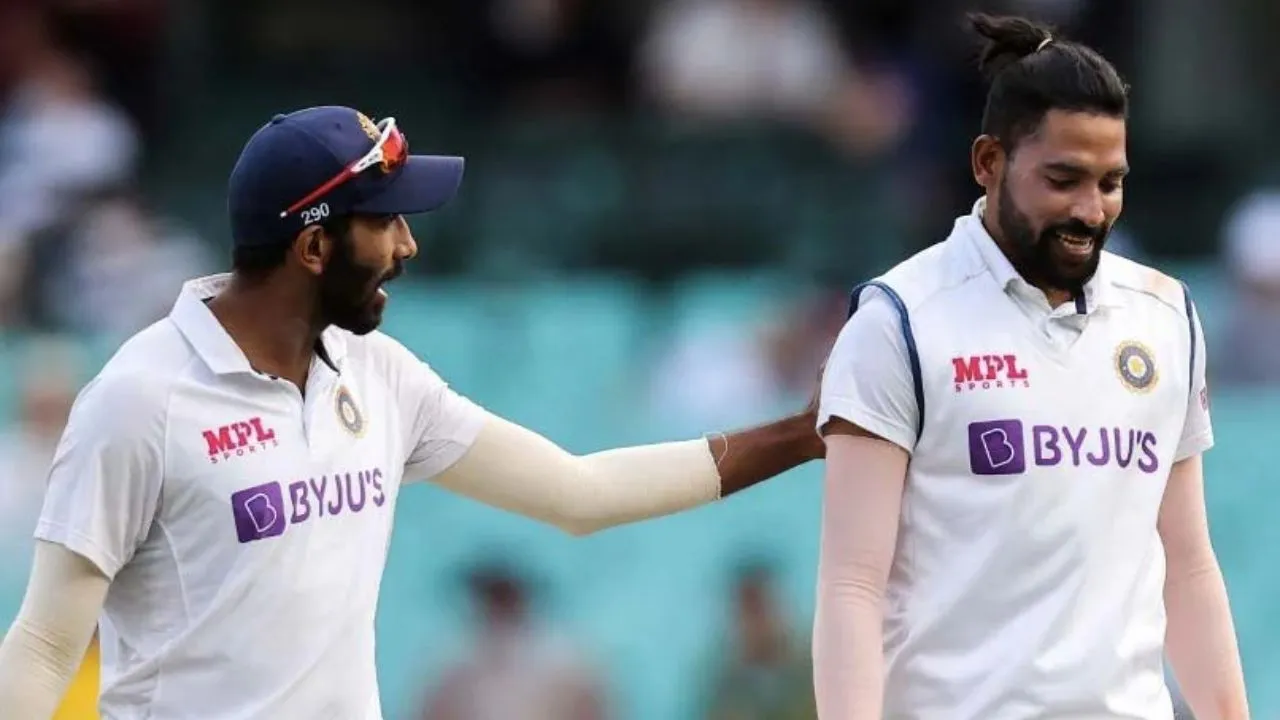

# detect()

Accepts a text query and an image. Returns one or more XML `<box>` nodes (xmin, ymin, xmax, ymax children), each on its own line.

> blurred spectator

<box><xmin>1215</xmin><ymin>188</ymin><xmax>1280</xmax><ymax>386</ymax></box>
<box><xmin>700</xmin><ymin>561</ymin><xmax>815</xmax><ymax>720</ymax></box>
<box><xmin>0</xmin><ymin>7</ymin><xmax>139</xmax><ymax>327</ymax></box>
<box><xmin>45</xmin><ymin>189</ymin><xmax>210</xmax><ymax>340</ymax></box>
<box><xmin>42</xmin><ymin>0</ymin><xmax>169</xmax><ymax>142</ymax></box>
<box><xmin>420</xmin><ymin>562</ymin><xmax>608</xmax><ymax>720</ymax></box>
<box><xmin>639</xmin><ymin>0</ymin><xmax>913</xmax><ymax>156</ymax></box>
<box><xmin>0</xmin><ymin>335</ymin><xmax>83</xmax><ymax>600</ymax></box>
<box><xmin>648</xmin><ymin>287</ymin><xmax>842</xmax><ymax>432</ymax></box>
<box><xmin>458</xmin><ymin>0</ymin><xmax>635</xmax><ymax>115</ymax></box>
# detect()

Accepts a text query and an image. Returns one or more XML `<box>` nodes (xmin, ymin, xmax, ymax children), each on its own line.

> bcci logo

<box><xmin>1114</xmin><ymin>341</ymin><xmax>1158</xmax><ymax>393</ymax></box>
<box><xmin>355</xmin><ymin>111</ymin><xmax>379</xmax><ymax>142</ymax></box>
<box><xmin>354</xmin><ymin>110</ymin><xmax>396</xmax><ymax>174</ymax></box>
<box><xmin>335</xmin><ymin>385</ymin><xmax>365</xmax><ymax>437</ymax></box>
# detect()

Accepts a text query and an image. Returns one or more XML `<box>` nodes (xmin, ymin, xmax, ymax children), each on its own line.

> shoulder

<box><xmin>1100</xmin><ymin>251</ymin><xmax>1193</xmax><ymax>317</ymax></box>
<box><xmin>341</xmin><ymin>329</ymin><xmax>418</xmax><ymax>369</ymax></box>
<box><xmin>338</xmin><ymin>330</ymin><xmax>449</xmax><ymax>387</ymax></box>
<box><xmin>75</xmin><ymin>321</ymin><xmax>192</xmax><ymax>428</ymax></box>
<box><xmin>871</xmin><ymin>236</ymin><xmax>985</xmax><ymax>315</ymax></box>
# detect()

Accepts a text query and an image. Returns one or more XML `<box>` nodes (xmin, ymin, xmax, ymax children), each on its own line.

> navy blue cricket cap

<box><xmin>227</xmin><ymin>105</ymin><xmax>465</xmax><ymax>248</ymax></box>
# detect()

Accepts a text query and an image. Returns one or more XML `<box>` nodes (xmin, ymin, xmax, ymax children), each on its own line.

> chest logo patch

<box><xmin>951</xmin><ymin>354</ymin><xmax>1030</xmax><ymax>393</ymax></box>
<box><xmin>1115</xmin><ymin>341</ymin><xmax>1158</xmax><ymax>393</ymax></box>
<box><xmin>335</xmin><ymin>385</ymin><xmax>365</xmax><ymax>437</ymax></box>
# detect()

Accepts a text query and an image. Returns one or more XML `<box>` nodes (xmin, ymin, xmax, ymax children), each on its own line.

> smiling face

<box><xmin>974</xmin><ymin>109</ymin><xmax>1128</xmax><ymax>299</ymax></box>
<box><xmin>318</xmin><ymin>213</ymin><xmax>415</xmax><ymax>335</ymax></box>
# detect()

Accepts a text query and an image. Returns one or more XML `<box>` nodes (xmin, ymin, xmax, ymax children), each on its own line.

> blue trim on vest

<box><xmin>1178</xmin><ymin>280</ymin><xmax>1197</xmax><ymax>397</ymax></box>
<box><xmin>848</xmin><ymin>280</ymin><xmax>926</xmax><ymax>440</ymax></box>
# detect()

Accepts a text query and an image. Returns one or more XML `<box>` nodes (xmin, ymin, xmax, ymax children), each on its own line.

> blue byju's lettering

<box><xmin>1032</xmin><ymin>426</ymin><xmax>1159</xmax><ymax>474</ymax></box>
<box><xmin>230</xmin><ymin>468</ymin><xmax>385</xmax><ymax>543</ymax></box>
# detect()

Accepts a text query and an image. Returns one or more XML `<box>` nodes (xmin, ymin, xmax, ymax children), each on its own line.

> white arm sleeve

<box><xmin>1159</xmin><ymin>455</ymin><xmax>1249</xmax><ymax>718</ymax></box>
<box><xmin>813</xmin><ymin>433</ymin><xmax>908</xmax><ymax>720</ymax></box>
<box><xmin>432</xmin><ymin>412</ymin><xmax>721</xmax><ymax>536</ymax></box>
<box><xmin>1175</xmin><ymin>299</ymin><xmax>1213</xmax><ymax>462</ymax></box>
<box><xmin>0</xmin><ymin>541</ymin><xmax>110</xmax><ymax>719</ymax></box>
<box><xmin>819</xmin><ymin>288</ymin><xmax>918</xmax><ymax>450</ymax></box>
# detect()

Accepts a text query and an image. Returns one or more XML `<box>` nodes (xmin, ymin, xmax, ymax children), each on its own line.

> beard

<box><xmin>996</xmin><ymin>177</ymin><xmax>1111</xmax><ymax>296</ymax></box>
<box><xmin>317</xmin><ymin>234</ymin><xmax>400</xmax><ymax>335</ymax></box>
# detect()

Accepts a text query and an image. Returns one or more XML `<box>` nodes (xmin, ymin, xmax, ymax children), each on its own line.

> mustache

<box><xmin>1043</xmin><ymin>219</ymin><xmax>1108</xmax><ymax>242</ymax></box>
<box><xmin>381</xmin><ymin>263</ymin><xmax>404</xmax><ymax>284</ymax></box>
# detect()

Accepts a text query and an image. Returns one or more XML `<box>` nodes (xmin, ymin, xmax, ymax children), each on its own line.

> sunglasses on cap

<box><xmin>279</xmin><ymin>117</ymin><xmax>409</xmax><ymax>219</ymax></box>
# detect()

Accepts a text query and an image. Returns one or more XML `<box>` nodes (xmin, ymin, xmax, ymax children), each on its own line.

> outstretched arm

<box><xmin>432</xmin><ymin>409</ymin><xmax>822</xmax><ymax>536</ymax></box>
<box><xmin>370</xmin><ymin>330</ymin><xmax>821</xmax><ymax>534</ymax></box>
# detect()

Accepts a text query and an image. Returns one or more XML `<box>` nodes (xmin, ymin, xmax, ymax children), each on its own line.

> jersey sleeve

<box><xmin>370</xmin><ymin>334</ymin><xmax>487</xmax><ymax>484</ymax></box>
<box><xmin>1175</xmin><ymin>300</ymin><xmax>1213</xmax><ymax>462</ymax></box>
<box><xmin>34</xmin><ymin>374</ymin><xmax>166</xmax><ymax>580</ymax></box>
<box><xmin>818</xmin><ymin>288</ymin><xmax>919</xmax><ymax>453</ymax></box>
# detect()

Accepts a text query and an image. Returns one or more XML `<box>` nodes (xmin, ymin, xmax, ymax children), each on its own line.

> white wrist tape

<box><xmin>433</xmin><ymin>412</ymin><xmax>722</xmax><ymax>535</ymax></box>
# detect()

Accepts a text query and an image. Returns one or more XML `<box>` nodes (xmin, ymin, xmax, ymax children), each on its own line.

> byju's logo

<box><xmin>952</xmin><ymin>354</ymin><xmax>1030</xmax><ymax>393</ymax></box>
<box><xmin>967</xmin><ymin>420</ymin><xmax>1160</xmax><ymax>476</ymax></box>
<box><xmin>203</xmin><ymin>417</ymin><xmax>278</xmax><ymax>464</ymax></box>
<box><xmin>230</xmin><ymin>483</ymin><xmax>287</xmax><ymax>542</ymax></box>
<box><xmin>969</xmin><ymin>420</ymin><xmax>1026</xmax><ymax>475</ymax></box>
<box><xmin>230</xmin><ymin>468</ymin><xmax>386</xmax><ymax>543</ymax></box>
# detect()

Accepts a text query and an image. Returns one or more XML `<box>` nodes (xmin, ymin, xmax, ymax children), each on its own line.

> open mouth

<box><xmin>376</xmin><ymin>267</ymin><xmax>403</xmax><ymax>299</ymax></box>
<box><xmin>1055</xmin><ymin>231</ymin><xmax>1094</xmax><ymax>257</ymax></box>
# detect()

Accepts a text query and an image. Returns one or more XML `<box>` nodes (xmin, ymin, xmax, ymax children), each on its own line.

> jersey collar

<box><xmin>169</xmin><ymin>273</ymin><xmax>349</xmax><ymax>376</ymax></box>
<box><xmin>959</xmin><ymin>198</ymin><xmax>1121</xmax><ymax>313</ymax></box>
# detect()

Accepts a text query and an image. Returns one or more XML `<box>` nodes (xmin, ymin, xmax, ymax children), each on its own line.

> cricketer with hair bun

<box><xmin>812</xmin><ymin>13</ymin><xmax>1249</xmax><ymax>720</ymax></box>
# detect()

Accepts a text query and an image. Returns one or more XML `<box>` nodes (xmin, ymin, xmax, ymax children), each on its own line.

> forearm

<box><xmin>814</xmin><ymin>578</ymin><xmax>885</xmax><ymax>720</ymax></box>
<box><xmin>435</xmin><ymin>412</ymin><xmax>802</xmax><ymax>535</ymax></box>
<box><xmin>708</xmin><ymin>411</ymin><xmax>824</xmax><ymax>496</ymax></box>
<box><xmin>0</xmin><ymin>541</ymin><xmax>109</xmax><ymax>719</ymax></box>
<box><xmin>1164</xmin><ymin>559</ymin><xmax>1249</xmax><ymax>720</ymax></box>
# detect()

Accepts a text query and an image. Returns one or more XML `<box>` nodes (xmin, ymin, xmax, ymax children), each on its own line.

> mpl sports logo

<box><xmin>968</xmin><ymin>419</ymin><xmax>1160</xmax><ymax>476</ymax></box>
<box><xmin>203</xmin><ymin>417</ymin><xmax>278</xmax><ymax>465</ymax></box>
<box><xmin>229</xmin><ymin>467</ymin><xmax>387</xmax><ymax>543</ymax></box>
<box><xmin>952</xmin><ymin>354</ymin><xmax>1030</xmax><ymax>393</ymax></box>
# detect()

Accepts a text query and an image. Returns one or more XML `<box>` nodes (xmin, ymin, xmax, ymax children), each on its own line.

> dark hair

<box><xmin>967</xmin><ymin>13</ymin><xmax>1129</xmax><ymax>152</ymax></box>
<box><xmin>231</xmin><ymin>214</ymin><xmax>354</xmax><ymax>279</ymax></box>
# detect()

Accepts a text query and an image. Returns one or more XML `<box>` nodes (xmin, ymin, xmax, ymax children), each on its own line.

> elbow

<box><xmin>557</xmin><ymin>520</ymin><xmax>604</xmax><ymax>538</ymax></box>
<box><xmin>1164</xmin><ymin>548</ymin><xmax>1221</xmax><ymax>592</ymax></box>
<box><xmin>8</xmin><ymin>616</ymin><xmax>81</xmax><ymax>675</ymax></box>
<box><xmin>820</xmin><ymin>565</ymin><xmax>889</xmax><ymax>608</ymax></box>
<box><xmin>551</xmin><ymin>499</ymin><xmax>613</xmax><ymax>538</ymax></box>
<box><xmin>546</xmin><ymin>462</ymin><xmax>614</xmax><ymax>538</ymax></box>
<box><xmin>1163</xmin><ymin>533</ymin><xmax>1221</xmax><ymax>589</ymax></box>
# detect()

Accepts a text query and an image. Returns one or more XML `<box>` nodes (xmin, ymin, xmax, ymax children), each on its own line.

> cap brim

<box><xmin>353</xmin><ymin>155</ymin><xmax>465</xmax><ymax>215</ymax></box>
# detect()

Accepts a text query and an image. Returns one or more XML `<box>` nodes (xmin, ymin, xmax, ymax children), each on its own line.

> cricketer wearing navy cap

<box><xmin>0</xmin><ymin>103</ymin><xmax>826</xmax><ymax>720</ymax></box>
<box><xmin>225</xmin><ymin>104</ymin><xmax>465</xmax><ymax>335</ymax></box>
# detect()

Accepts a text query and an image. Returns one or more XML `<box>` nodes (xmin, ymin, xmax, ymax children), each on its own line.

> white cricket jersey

<box><xmin>818</xmin><ymin>199</ymin><xmax>1212</xmax><ymax>720</ymax></box>
<box><xmin>35</xmin><ymin>274</ymin><xmax>487</xmax><ymax>719</ymax></box>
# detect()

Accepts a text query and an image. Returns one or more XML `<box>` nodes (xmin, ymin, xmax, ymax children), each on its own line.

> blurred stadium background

<box><xmin>0</xmin><ymin>0</ymin><xmax>1278</xmax><ymax>718</ymax></box>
